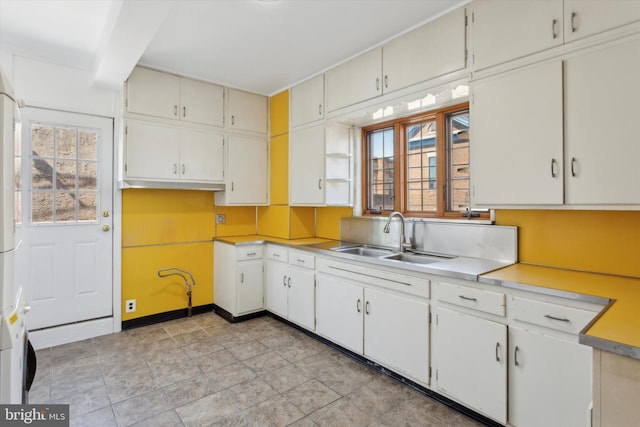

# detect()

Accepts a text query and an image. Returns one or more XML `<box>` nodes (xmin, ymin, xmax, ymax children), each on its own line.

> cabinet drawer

<box><xmin>265</xmin><ymin>245</ymin><xmax>288</xmax><ymax>262</ymax></box>
<box><xmin>437</xmin><ymin>281</ymin><xmax>506</xmax><ymax>317</ymax></box>
<box><xmin>512</xmin><ymin>296</ymin><xmax>598</xmax><ymax>335</ymax></box>
<box><xmin>289</xmin><ymin>251</ymin><xmax>315</xmax><ymax>269</ymax></box>
<box><xmin>237</xmin><ymin>245</ymin><xmax>263</xmax><ymax>261</ymax></box>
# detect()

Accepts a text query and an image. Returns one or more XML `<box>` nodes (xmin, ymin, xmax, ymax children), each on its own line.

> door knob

<box><xmin>103</xmin><ymin>210</ymin><xmax>110</xmax><ymax>218</ymax></box>
<box><xmin>102</xmin><ymin>225</ymin><xmax>111</xmax><ymax>232</ymax></box>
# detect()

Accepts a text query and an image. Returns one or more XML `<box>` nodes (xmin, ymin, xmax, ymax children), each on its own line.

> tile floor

<box><xmin>30</xmin><ymin>312</ymin><xmax>485</xmax><ymax>427</ymax></box>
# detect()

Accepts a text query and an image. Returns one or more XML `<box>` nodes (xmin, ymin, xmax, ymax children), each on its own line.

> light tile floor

<box><xmin>30</xmin><ymin>313</ymin><xmax>485</xmax><ymax>427</ymax></box>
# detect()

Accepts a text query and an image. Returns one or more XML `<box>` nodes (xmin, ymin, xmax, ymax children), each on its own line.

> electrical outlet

<box><xmin>125</xmin><ymin>299</ymin><xmax>136</xmax><ymax>313</ymax></box>
<box><xmin>216</xmin><ymin>214</ymin><xmax>226</xmax><ymax>224</ymax></box>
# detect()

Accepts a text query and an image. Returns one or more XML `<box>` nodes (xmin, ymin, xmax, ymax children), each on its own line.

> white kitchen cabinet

<box><xmin>434</xmin><ymin>306</ymin><xmax>507</xmax><ymax>424</ymax></box>
<box><xmin>382</xmin><ymin>7</ymin><xmax>467</xmax><ymax>93</ymax></box>
<box><xmin>471</xmin><ymin>60</ymin><xmax>564</xmax><ymax>206</ymax></box>
<box><xmin>126</xmin><ymin>66</ymin><xmax>224</xmax><ymax>127</ymax></box>
<box><xmin>508</xmin><ymin>326</ymin><xmax>592</xmax><ymax>427</ymax></box>
<box><xmin>326</xmin><ymin>47</ymin><xmax>382</xmax><ymax>113</ymax></box>
<box><xmin>264</xmin><ymin>245</ymin><xmax>288</xmax><ymax>318</ymax></box>
<box><xmin>213</xmin><ymin>241</ymin><xmax>263</xmax><ymax>320</ymax></box>
<box><xmin>290</xmin><ymin>124</ymin><xmax>351</xmax><ymax>206</ymax></box>
<box><xmin>471</xmin><ymin>0</ymin><xmax>563</xmax><ymax>72</ymax></box>
<box><xmin>125</xmin><ymin>120</ymin><xmax>224</xmax><ymax>183</ymax></box>
<box><xmin>290</xmin><ymin>74</ymin><xmax>325</xmax><ymax>127</ymax></box>
<box><xmin>215</xmin><ymin>134</ymin><xmax>268</xmax><ymax>205</ymax></box>
<box><xmin>364</xmin><ymin>287</ymin><xmax>430</xmax><ymax>384</ymax></box>
<box><xmin>227</xmin><ymin>88</ymin><xmax>268</xmax><ymax>134</ymax></box>
<box><xmin>265</xmin><ymin>246</ymin><xmax>316</xmax><ymax>331</ymax></box>
<box><xmin>563</xmin><ymin>37</ymin><xmax>640</xmax><ymax>205</ymax></box>
<box><xmin>564</xmin><ymin>0</ymin><xmax>640</xmax><ymax>43</ymax></box>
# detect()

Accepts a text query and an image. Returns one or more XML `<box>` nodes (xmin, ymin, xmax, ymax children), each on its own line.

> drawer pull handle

<box><xmin>495</xmin><ymin>342</ymin><xmax>501</xmax><ymax>362</ymax></box>
<box><xmin>357</xmin><ymin>299</ymin><xmax>362</xmax><ymax>313</ymax></box>
<box><xmin>283</xmin><ymin>276</ymin><xmax>287</xmax><ymax>286</ymax></box>
<box><xmin>288</xmin><ymin>277</ymin><xmax>291</xmax><ymax>288</ymax></box>
<box><xmin>552</xmin><ymin>19</ymin><xmax>558</xmax><ymax>39</ymax></box>
<box><xmin>240</xmin><ymin>273</ymin><xmax>244</xmax><ymax>283</ymax></box>
<box><xmin>544</xmin><ymin>314</ymin><xmax>570</xmax><ymax>322</ymax></box>
<box><xmin>514</xmin><ymin>346</ymin><xmax>520</xmax><ymax>366</ymax></box>
<box><xmin>365</xmin><ymin>301</ymin><xmax>370</xmax><ymax>315</ymax></box>
<box><xmin>273</xmin><ymin>253</ymin><xmax>280</xmax><ymax>258</ymax></box>
<box><xmin>247</xmin><ymin>252</ymin><xmax>257</xmax><ymax>256</ymax></box>
<box><xmin>297</xmin><ymin>259</ymin><xmax>305</xmax><ymax>264</ymax></box>
<box><xmin>458</xmin><ymin>295</ymin><xmax>478</xmax><ymax>302</ymax></box>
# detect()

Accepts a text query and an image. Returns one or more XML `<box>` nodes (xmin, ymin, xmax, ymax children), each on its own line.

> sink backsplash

<box><xmin>340</xmin><ymin>216</ymin><xmax>517</xmax><ymax>263</ymax></box>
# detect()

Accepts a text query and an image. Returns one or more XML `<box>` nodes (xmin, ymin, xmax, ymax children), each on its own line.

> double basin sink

<box><xmin>331</xmin><ymin>244</ymin><xmax>453</xmax><ymax>265</ymax></box>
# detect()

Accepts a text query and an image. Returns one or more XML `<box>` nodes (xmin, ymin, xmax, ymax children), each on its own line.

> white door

<box><xmin>17</xmin><ymin>108</ymin><xmax>113</xmax><ymax>330</ymax></box>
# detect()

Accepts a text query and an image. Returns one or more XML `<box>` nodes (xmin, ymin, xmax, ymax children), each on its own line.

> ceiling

<box><xmin>0</xmin><ymin>0</ymin><xmax>467</xmax><ymax>96</ymax></box>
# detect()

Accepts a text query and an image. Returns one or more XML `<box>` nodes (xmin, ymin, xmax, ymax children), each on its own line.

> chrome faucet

<box><xmin>383</xmin><ymin>211</ymin><xmax>413</xmax><ymax>252</ymax></box>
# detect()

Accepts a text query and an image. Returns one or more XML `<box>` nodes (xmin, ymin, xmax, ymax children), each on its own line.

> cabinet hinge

<box><xmin>125</xmin><ymin>98</ymin><xmax>128</xmax><ymax>108</ymax></box>
<box><xmin>436</xmin><ymin>370</ymin><xmax>439</xmax><ymax>381</ymax></box>
<box><xmin>471</xmin><ymin>11</ymin><xmax>474</xmax><ymax>24</ymax></box>
<box><xmin>125</xmin><ymin>125</ymin><xmax>128</xmax><ymax>135</ymax></box>
<box><xmin>436</xmin><ymin>313</ymin><xmax>439</xmax><ymax>325</ymax></box>
<box><xmin>429</xmin><ymin>312</ymin><xmax>432</xmax><ymax>324</ymax></box>
<box><xmin>429</xmin><ymin>366</ymin><xmax>432</xmax><ymax>378</ymax></box>
<box><xmin>465</xmin><ymin>49</ymin><xmax>468</xmax><ymax>61</ymax></box>
<box><xmin>465</xmin><ymin>13</ymin><xmax>468</xmax><ymax>26</ymax></box>
<box><xmin>124</xmin><ymin>163</ymin><xmax>127</xmax><ymax>173</ymax></box>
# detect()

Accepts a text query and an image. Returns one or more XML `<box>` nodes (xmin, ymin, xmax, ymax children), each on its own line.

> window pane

<box><xmin>55</xmin><ymin>192</ymin><xmax>76</xmax><ymax>222</ymax></box>
<box><xmin>32</xmin><ymin>158</ymin><xmax>54</xmax><ymax>189</ymax></box>
<box><xmin>56</xmin><ymin>127</ymin><xmax>76</xmax><ymax>159</ymax></box>
<box><xmin>78</xmin><ymin>130</ymin><xmax>97</xmax><ymax>160</ymax></box>
<box><xmin>32</xmin><ymin>124</ymin><xmax>53</xmax><ymax>157</ymax></box>
<box><xmin>78</xmin><ymin>193</ymin><xmax>97</xmax><ymax>221</ymax></box>
<box><xmin>78</xmin><ymin>161</ymin><xmax>97</xmax><ymax>190</ymax></box>
<box><xmin>406</xmin><ymin>119</ymin><xmax>436</xmax><ymax>212</ymax></box>
<box><xmin>368</xmin><ymin>127</ymin><xmax>395</xmax><ymax>211</ymax></box>
<box><xmin>447</xmin><ymin>111</ymin><xmax>470</xmax><ymax>212</ymax></box>
<box><xmin>56</xmin><ymin>159</ymin><xmax>76</xmax><ymax>189</ymax></box>
<box><xmin>32</xmin><ymin>192</ymin><xmax>53</xmax><ymax>223</ymax></box>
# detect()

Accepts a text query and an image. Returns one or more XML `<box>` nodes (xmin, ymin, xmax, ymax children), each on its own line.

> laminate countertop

<box><xmin>481</xmin><ymin>263</ymin><xmax>640</xmax><ymax>359</ymax></box>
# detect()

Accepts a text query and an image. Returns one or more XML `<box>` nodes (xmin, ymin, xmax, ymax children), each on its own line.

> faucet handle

<box><xmin>402</xmin><ymin>237</ymin><xmax>414</xmax><ymax>250</ymax></box>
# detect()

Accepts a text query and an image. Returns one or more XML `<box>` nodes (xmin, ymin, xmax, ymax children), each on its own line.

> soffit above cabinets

<box><xmin>0</xmin><ymin>0</ymin><xmax>468</xmax><ymax>95</ymax></box>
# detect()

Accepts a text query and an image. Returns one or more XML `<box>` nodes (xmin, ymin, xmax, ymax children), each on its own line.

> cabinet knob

<box><xmin>102</xmin><ymin>225</ymin><xmax>111</xmax><ymax>232</ymax></box>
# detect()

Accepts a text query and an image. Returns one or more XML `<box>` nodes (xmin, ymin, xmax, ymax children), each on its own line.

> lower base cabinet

<box><xmin>317</xmin><ymin>272</ymin><xmax>430</xmax><ymax>385</ymax></box>
<box><xmin>509</xmin><ymin>326</ymin><xmax>592</xmax><ymax>427</ymax></box>
<box><xmin>434</xmin><ymin>306</ymin><xmax>507</xmax><ymax>424</ymax></box>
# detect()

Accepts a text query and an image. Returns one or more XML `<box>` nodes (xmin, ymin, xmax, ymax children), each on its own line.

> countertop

<box><xmin>481</xmin><ymin>263</ymin><xmax>640</xmax><ymax>359</ymax></box>
<box><xmin>215</xmin><ymin>235</ymin><xmax>332</xmax><ymax>246</ymax></box>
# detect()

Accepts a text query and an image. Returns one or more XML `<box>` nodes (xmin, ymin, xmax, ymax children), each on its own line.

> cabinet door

<box><xmin>509</xmin><ymin>327</ymin><xmax>592</xmax><ymax>427</ymax></box>
<box><xmin>290</xmin><ymin>125</ymin><xmax>325</xmax><ymax>205</ymax></box>
<box><xmin>326</xmin><ymin>47</ymin><xmax>382</xmax><ymax>112</ymax></box>
<box><xmin>228</xmin><ymin>89</ymin><xmax>268</xmax><ymax>133</ymax></box>
<box><xmin>471</xmin><ymin>0</ymin><xmax>563</xmax><ymax>71</ymax></box>
<box><xmin>364</xmin><ymin>288</ymin><xmax>429</xmax><ymax>384</ymax></box>
<box><xmin>564</xmin><ymin>38</ymin><xmax>640</xmax><ymax>205</ymax></box>
<box><xmin>126</xmin><ymin>67</ymin><xmax>181</xmax><ymax>120</ymax></box>
<box><xmin>265</xmin><ymin>260</ymin><xmax>288</xmax><ymax>318</ymax></box>
<box><xmin>125</xmin><ymin>120</ymin><xmax>180</xmax><ymax>180</ymax></box>
<box><xmin>291</xmin><ymin>75</ymin><xmax>325</xmax><ymax>127</ymax></box>
<box><xmin>383</xmin><ymin>7</ymin><xmax>466</xmax><ymax>93</ymax></box>
<box><xmin>287</xmin><ymin>266</ymin><xmax>315</xmax><ymax>331</ymax></box>
<box><xmin>180</xmin><ymin>78</ymin><xmax>224</xmax><ymax>127</ymax></box>
<box><xmin>471</xmin><ymin>61</ymin><xmax>564</xmax><ymax>206</ymax></box>
<box><xmin>564</xmin><ymin>0</ymin><xmax>640</xmax><ymax>43</ymax></box>
<box><xmin>316</xmin><ymin>274</ymin><xmax>363</xmax><ymax>354</ymax></box>
<box><xmin>179</xmin><ymin>129</ymin><xmax>224</xmax><ymax>182</ymax></box>
<box><xmin>227</xmin><ymin>135</ymin><xmax>268</xmax><ymax>204</ymax></box>
<box><xmin>237</xmin><ymin>260</ymin><xmax>263</xmax><ymax>315</ymax></box>
<box><xmin>435</xmin><ymin>307</ymin><xmax>507</xmax><ymax>423</ymax></box>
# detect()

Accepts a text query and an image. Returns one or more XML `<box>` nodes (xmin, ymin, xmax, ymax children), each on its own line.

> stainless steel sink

<box><xmin>332</xmin><ymin>245</ymin><xmax>394</xmax><ymax>257</ymax></box>
<box><xmin>381</xmin><ymin>252</ymin><xmax>448</xmax><ymax>265</ymax></box>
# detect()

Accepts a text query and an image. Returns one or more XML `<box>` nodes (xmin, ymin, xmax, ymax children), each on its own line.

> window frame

<box><xmin>361</xmin><ymin>101</ymin><xmax>484</xmax><ymax>219</ymax></box>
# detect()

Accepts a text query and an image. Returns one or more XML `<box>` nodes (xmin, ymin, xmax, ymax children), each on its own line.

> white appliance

<box><xmin>0</xmin><ymin>67</ymin><xmax>34</xmax><ymax>404</ymax></box>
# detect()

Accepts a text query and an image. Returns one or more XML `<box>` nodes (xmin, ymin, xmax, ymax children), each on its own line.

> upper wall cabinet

<box><xmin>126</xmin><ymin>67</ymin><xmax>224</xmax><ymax>127</ymax></box>
<box><xmin>564</xmin><ymin>0</ymin><xmax>640</xmax><ymax>43</ymax></box>
<box><xmin>326</xmin><ymin>7</ymin><xmax>467</xmax><ymax>113</ymax></box>
<box><xmin>227</xmin><ymin>88</ymin><xmax>268</xmax><ymax>134</ymax></box>
<box><xmin>290</xmin><ymin>74</ymin><xmax>325</xmax><ymax>127</ymax></box>
<box><xmin>471</xmin><ymin>0</ymin><xmax>640</xmax><ymax>72</ymax></box>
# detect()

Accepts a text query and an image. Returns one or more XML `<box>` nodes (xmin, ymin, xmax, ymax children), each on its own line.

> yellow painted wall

<box><xmin>121</xmin><ymin>189</ymin><xmax>215</xmax><ymax>321</ymax></box>
<box><xmin>270</xmin><ymin>89</ymin><xmax>289</xmax><ymax>137</ymax></box>
<box><xmin>316</xmin><ymin>207</ymin><xmax>353</xmax><ymax>240</ymax></box>
<box><xmin>496</xmin><ymin>210</ymin><xmax>640</xmax><ymax>278</ymax></box>
<box><xmin>270</xmin><ymin>134</ymin><xmax>289</xmax><ymax>205</ymax></box>
<box><xmin>215</xmin><ymin>206</ymin><xmax>257</xmax><ymax>237</ymax></box>
<box><xmin>291</xmin><ymin>207</ymin><xmax>315</xmax><ymax>239</ymax></box>
<box><xmin>257</xmin><ymin>205</ymin><xmax>291</xmax><ymax>239</ymax></box>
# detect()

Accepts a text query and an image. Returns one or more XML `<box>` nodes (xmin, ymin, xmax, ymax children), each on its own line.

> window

<box><xmin>363</xmin><ymin>102</ymin><xmax>479</xmax><ymax>218</ymax></box>
<box><xmin>30</xmin><ymin>123</ymin><xmax>99</xmax><ymax>223</ymax></box>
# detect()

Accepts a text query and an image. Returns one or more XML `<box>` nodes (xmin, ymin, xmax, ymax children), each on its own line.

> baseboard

<box><xmin>29</xmin><ymin>317</ymin><xmax>115</xmax><ymax>350</ymax></box>
<box><xmin>121</xmin><ymin>304</ymin><xmax>215</xmax><ymax>330</ymax></box>
<box><xmin>212</xmin><ymin>304</ymin><xmax>266</xmax><ymax>323</ymax></box>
